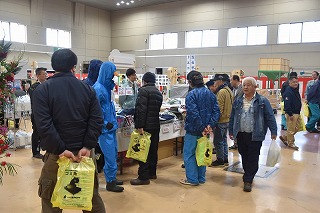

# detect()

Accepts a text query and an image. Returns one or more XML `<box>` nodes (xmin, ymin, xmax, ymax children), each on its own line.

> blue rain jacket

<box><xmin>93</xmin><ymin>62</ymin><xmax>118</xmax><ymax>133</ymax></box>
<box><xmin>84</xmin><ymin>59</ymin><xmax>103</xmax><ymax>86</ymax></box>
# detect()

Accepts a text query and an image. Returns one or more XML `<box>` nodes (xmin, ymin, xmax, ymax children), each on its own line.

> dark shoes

<box><xmin>229</xmin><ymin>144</ymin><xmax>238</xmax><ymax>150</ymax></box>
<box><xmin>212</xmin><ymin>148</ymin><xmax>216</xmax><ymax>154</ymax></box>
<box><xmin>306</xmin><ymin>127</ymin><xmax>320</xmax><ymax>133</ymax></box>
<box><xmin>243</xmin><ymin>182</ymin><xmax>252</xmax><ymax>192</ymax></box>
<box><xmin>279</xmin><ymin>136</ymin><xmax>288</xmax><ymax>146</ymax></box>
<box><xmin>150</xmin><ymin>175</ymin><xmax>157</xmax><ymax>180</ymax></box>
<box><xmin>288</xmin><ymin>144</ymin><xmax>299</xmax><ymax>150</ymax></box>
<box><xmin>210</xmin><ymin>159</ymin><xmax>224</xmax><ymax>167</ymax></box>
<box><xmin>106</xmin><ymin>180</ymin><xmax>124</xmax><ymax>192</ymax></box>
<box><xmin>33</xmin><ymin>153</ymin><xmax>44</xmax><ymax>159</ymax></box>
<box><xmin>115</xmin><ymin>179</ymin><xmax>124</xmax><ymax>185</ymax></box>
<box><xmin>130</xmin><ymin>178</ymin><xmax>150</xmax><ymax>185</ymax></box>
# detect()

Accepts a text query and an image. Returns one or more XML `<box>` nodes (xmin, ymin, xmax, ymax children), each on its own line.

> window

<box><xmin>228</xmin><ymin>26</ymin><xmax>267</xmax><ymax>46</ymax></box>
<box><xmin>302</xmin><ymin>21</ymin><xmax>320</xmax><ymax>43</ymax></box>
<box><xmin>185</xmin><ymin>29</ymin><xmax>219</xmax><ymax>48</ymax></box>
<box><xmin>247</xmin><ymin>26</ymin><xmax>267</xmax><ymax>45</ymax></box>
<box><xmin>278</xmin><ymin>23</ymin><xmax>302</xmax><ymax>44</ymax></box>
<box><xmin>149</xmin><ymin>33</ymin><xmax>178</xmax><ymax>50</ymax></box>
<box><xmin>228</xmin><ymin>27</ymin><xmax>247</xmax><ymax>46</ymax></box>
<box><xmin>46</xmin><ymin>28</ymin><xmax>71</xmax><ymax>48</ymax></box>
<box><xmin>0</xmin><ymin>21</ymin><xmax>27</xmax><ymax>43</ymax></box>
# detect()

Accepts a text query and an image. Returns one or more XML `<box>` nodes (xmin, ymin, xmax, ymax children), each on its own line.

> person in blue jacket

<box><xmin>305</xmin><ymin>75</ymin><xmax>320</xmax><ymax>133</ymax></box>
<box><xmin>83</xmin><ymin>59</ymin><xmax>105</xmax><ymax>173</ymax></box>
<box><xmin>180</xmin><ymin>71</ymin><xmax>220</xmax><ymax>186</ymax></box>
<box><xmin>229</xmin><ymin>77</ymin><xmax>277</xmax><ymax>192</ymax></box>
<box><xmin>84</xmin><ymin>59</ymin><xmax>103</xmax><ymax>86</ymax></box>
<box><xmin>93</xmin><ymin>62</ymin><xmax>124</xmax><ymax>192</ymax></box>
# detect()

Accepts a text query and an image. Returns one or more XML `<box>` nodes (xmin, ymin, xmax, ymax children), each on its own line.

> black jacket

<box><xmin>134</xmin><ymin>83</ymin><xmax>163</xmax><ymax>130</ymax></box>
<box><xmin>283</xmin><ymin>86</ymin><xmax>302</xmax><ymax>116</ymax></box>
<box><xmin>33</xmin><ymin>72</ymin><xmax>103</xmax><ymax>155</ymax></box>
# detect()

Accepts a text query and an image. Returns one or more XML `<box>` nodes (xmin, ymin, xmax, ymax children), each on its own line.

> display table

<box><xmin>116</xmin><ymin>119</ymin><xmax>185</xmax><ymax>174</ymax></box>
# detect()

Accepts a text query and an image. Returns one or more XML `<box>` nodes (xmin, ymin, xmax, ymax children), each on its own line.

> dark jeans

<box><xmin>237</xmin><ymin>132</ymin><xmax>262</xmax><ymax>183</ymax></box>
<box><xmin>138</xmin><ymin>128</ymin><xmax>160</xmax><ymax>180</ymax></box>
<box><xmin>31</xmin><ymin>115</ymin><xmax>41</xmax><ymax>156</ymax></box>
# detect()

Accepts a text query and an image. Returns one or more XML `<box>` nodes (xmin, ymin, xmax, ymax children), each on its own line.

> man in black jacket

<box><xmin>131</xmin><ymin>72</ymin><xmax>163</xmax><ymax>185</ymax></box>
<box><xmin>33</xmin><ymin>49</ymin><xmax>106</xmax><ymax>212</ymax></box>
<box><xmin>279</xmin><ymin>76</ymin><xmax>301</xmax><ymax>150</ymax></box>
<box><xmin>28</xmin><ymin>67</ymin><xmax>47</xmax><ymax>159</ymax></box>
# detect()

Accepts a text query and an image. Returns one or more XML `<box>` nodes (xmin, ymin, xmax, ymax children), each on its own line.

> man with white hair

<box><xmin>229</xmin><ymin>77</ymin><xmax>277</xmax><ymax>192</ymax></box>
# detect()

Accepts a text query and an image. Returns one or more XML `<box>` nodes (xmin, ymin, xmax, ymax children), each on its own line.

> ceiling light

<box><xmin>130</xmin><ymin>0</ymin><xmax>134</xmax><ymax>3</ymax></box>
<box><xmin>126</xmin><ymin>2</ymin><xmax>130</xmax><ymax>5</ymax></box>
<box><xmin>121</xmin><ymin>1</ymin><xmax>124</xmax><ymax>3</ymax></box>
<box><xmin>116</xmin><ymin>2</ymin><xmax>120</xmax><ymax>6</ymax></box>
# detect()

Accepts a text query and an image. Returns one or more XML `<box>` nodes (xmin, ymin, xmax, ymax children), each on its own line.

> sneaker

<box><xmin>179</xmin><ymin>179</ymin><xmax>199</xmax><ymax>186</ymax></box>
<box><xmin>33</xmin><ymin>153</ymin><xmax>44</xmax><ymax>159</ymax></box>
<box><xmin>243</xmin><ymin>182</ymin><xmax>252</xmax><ymax>192</ymax></box>
<box><xmin>288</xmin><ymin>144</ymin><xmax>299</xmax><ymax>150</ymax></box>
<box><xmin>210</xmin><ymin>160</ymin><xmax>224</xmax><ymax>167</ymax></box>
<box><xmin>279</xmin><ymin>136</ymin><xmax>288</xmax><ymax>146</ymax></box>
<box><xmin>224</xmin><ymin>160</ymin><xmax>229</xmax><ymax>166</ymax></box>
<box><xmin>106</xmin><ymin>181</ymin><xmax>124</xmax><ymax>192</ymax></box>
<box><xmin>229</xmin><ymin>145</ymin><xmax>237</xmax><ymax>150</ymax></box>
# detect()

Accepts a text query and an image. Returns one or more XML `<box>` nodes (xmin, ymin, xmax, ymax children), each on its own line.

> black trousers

<box><xmin>31</xmin><ymin>115</ymin><xmax>41</xmax><ymax>156</ymax></box>
<box><xmin>237</xmin><ymin>132</ymin><xmax>262</xmax><ymax>183</ymax></box>
<box><xmin>138</xmin><ymin>128</ymin><xmax>160</xmax><ymax>180</ymax></box>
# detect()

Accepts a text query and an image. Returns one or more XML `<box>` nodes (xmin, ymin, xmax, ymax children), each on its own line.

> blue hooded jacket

<box><xmin>84</xmin><ymin>59</ymin><xmax>103</xmax><ymax>86</ymax></box>
<box><xmin>93</xmin><ymin>62</ymin><xmax>118</xmax><ymax>133</ymax></box>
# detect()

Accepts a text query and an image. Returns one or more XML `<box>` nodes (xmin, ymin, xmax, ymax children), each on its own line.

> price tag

<box><xmin>118</xmin><ymin>87</ymin><xmax>126</xmax><ymax>96</ymax></box>
<box><xmin>162</xmin><ymin>124</ymin><xmax>170</xmax><ymax>134</ymax></box>
<box><xmin>173</xmin><ymin>121</ymin><xmax>181</xmax><ymax>131</ymax></box>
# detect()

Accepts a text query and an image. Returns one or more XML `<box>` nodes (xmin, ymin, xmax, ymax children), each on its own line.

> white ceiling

<box><xmin>68</xmin><ymin>0</ymin><xmax>184</xmax><ymax>11</ymax></box>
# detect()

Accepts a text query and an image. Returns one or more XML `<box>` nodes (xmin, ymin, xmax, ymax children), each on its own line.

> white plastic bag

<box><xmin>266</xmin><ymin>139</ymin><xmax>281</xmax><ymax>167</ymax></box>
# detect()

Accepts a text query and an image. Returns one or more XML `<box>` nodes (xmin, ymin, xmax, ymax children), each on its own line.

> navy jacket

<box><xmin>283</xmin><ymin>86</ymin><xmax>302</xmax><ymax>116</ymax></box>
<box><xmin>33</xmin><ymin>72</ymin><xmax>103</xmax><ymax>155</ymax></box>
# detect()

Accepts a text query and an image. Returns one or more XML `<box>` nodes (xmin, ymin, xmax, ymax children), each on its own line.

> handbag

<box><xmin>125</xmin><ymin>130</ymin><xmax>151</xmax><ymax>163</ymax></box>
<box><xmin>266</xmin><ymin>139</ymin><xmax>281</xmax><ymax>167</ymax></box>
<box><xmin>195</xmin><ymin>135</ymin><xmax>213</xmax><ymax>166</ymax></box>
<box><xmin>51</xmin><ymin>157</ymin><xmax>95</xmax><ymax>211</ymax></box>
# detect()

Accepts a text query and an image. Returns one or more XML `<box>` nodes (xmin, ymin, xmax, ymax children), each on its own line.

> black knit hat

<box><xmin>51</xmin><ymin>49</ymin><xmax>77</xmax><ymax>73</ymax></box>
<box><xmin>188</xmin><ymin>71</ymin><xmax>204</xmax><ymax>86</ymax></box>
<box><xmin>142</xmin><ymin>72</ymin><xmax>156</xmax><ymax>83</ymax></box>
<box><xmin>206</xmin><ymin>79</ymin><xmax>215</xmax><ymax>87</ymax></box>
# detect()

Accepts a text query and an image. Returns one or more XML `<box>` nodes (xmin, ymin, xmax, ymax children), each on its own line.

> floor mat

<box><xmin>224</xmin><ymin>161</ymin><xmax>279</xmax><ymax>178</ymax></box>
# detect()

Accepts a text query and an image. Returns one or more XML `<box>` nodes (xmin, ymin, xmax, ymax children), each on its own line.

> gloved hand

<box><xmin>106</xmin><ymin>122</ymin><xmax>114</xmax><ymax>130</ymax></box>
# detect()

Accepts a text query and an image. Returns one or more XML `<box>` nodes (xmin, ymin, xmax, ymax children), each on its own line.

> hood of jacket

<box><xmin>86</xmin><ymin>59</ymin><xmax>102</xmax><ymax>86</ymax></box>
<box><xmin>96</xmin><ymin>62</ymin><xmax>116</xmax><ymax>90</ymax></box>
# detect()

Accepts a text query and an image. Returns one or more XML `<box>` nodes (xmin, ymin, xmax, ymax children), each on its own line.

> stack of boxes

<box><xmin>257</xmin><ymin>89</ymin><xmax>280</xmax><ymax>110</ymax></box>
<box><xmin>259</xmin><ymin>58</ymin><xmax>290</xmax><ymax>71</ymax></box>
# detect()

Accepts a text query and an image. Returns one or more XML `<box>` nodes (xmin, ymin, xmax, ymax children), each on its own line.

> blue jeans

<box><xmin>183</xmin><ymin>133</ymin><xmax>206</xmax><ymax>184</ymax></box>
<box><xmin>214</xmin><ymin>123</ymin><xmax>229</xmax><ymax>162</ymax></box>
<box><xmin>306</xmin><ymin>103</ymin><xmax>320</xmax><ymax>130</ymax></box>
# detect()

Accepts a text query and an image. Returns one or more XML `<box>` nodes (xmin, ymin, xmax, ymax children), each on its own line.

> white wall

<box><xmin>111</xmin><ymin>0</ymin><xmax>320</xmax><ymax>76</ymax></box>
<box><xmin>0</xmin><ymin>0</ymin><xmax>111</xmax><ymax>74</ymax></box>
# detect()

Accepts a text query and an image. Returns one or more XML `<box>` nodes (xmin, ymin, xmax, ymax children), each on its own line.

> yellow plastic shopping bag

<box><xmin>51</xmin><ymin>157</ymin><xmax>95</xmax><ymax>211</ymax></box>
<box><xmin>125</xmin><ymin>130</ymin><xmax>151</xmax><ymax>163</ymax></box>
<box><xmin>303</xmin><ymin>103</ymin><xmax>310</xmax><ymax>117</ymax></box>
<box><xmin>196</xmin><ymin>135</ymin><xmax>213</xmax><ymax>166</ymax></box>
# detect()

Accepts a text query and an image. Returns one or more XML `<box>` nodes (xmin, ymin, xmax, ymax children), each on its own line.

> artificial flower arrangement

<box><xmin>0</xmin><ymin>38</ymin><xmax>24</xmax><ymax>184</ymax></box>
<box><xmin>0</xmin><ymin>125</ymin><xmax>19</xmax><ymax>184</ymax></box>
